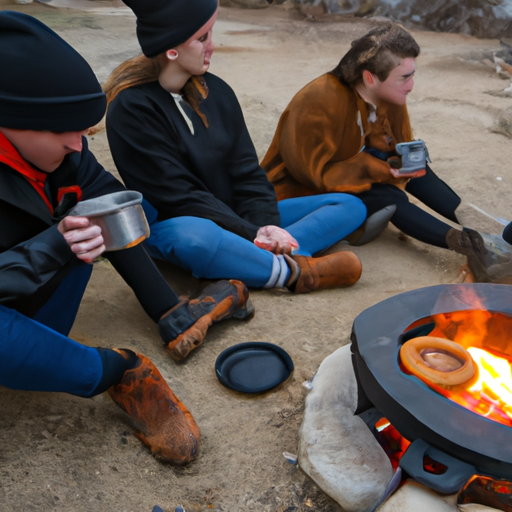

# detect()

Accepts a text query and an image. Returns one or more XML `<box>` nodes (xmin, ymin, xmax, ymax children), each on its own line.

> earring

<box><xmin>167</xmin><ymin>49</ymin><xmax>179</xmax><ymax>60</ymax></box>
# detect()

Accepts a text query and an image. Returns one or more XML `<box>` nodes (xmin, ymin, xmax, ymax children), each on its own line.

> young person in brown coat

<box><xmin>262</xmin><ymin>24</ymin><xmax>512</xmax><ymax>283</ymax></box>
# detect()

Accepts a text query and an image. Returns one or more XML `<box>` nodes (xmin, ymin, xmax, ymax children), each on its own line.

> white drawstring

<box><xmin>170</xmin><ymin>92</ymin><xmax>195</xmax><ymax>135</ymax></box>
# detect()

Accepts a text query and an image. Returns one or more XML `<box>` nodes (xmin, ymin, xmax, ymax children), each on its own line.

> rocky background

<box><xmin>245</xmin><ymin>0</ymin><xmax>512</xmax><ymax>40</ymax></box>
<box><xmin>222</xmin><ymin>0</ymin><xmax>512</xmax><ymax>73</ymax></box>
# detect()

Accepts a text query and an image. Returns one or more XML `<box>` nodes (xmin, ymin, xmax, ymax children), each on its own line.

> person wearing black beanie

<box><xmin>122</xmin><ymin>0</ymin><xmax>218</xmax><ymax>58</ymax></box>
<box><xmin>0</xmin><ymin>11</ymin><xmax>253</xmax><ymax>463</ymax></box>
<box><xmin>105</xmin><ymin>0</ymin><xmax>366</xmax><ymax>295</ymax></box>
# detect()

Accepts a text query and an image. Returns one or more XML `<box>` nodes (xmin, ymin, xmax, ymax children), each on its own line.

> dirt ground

<box><xmin>1</xmin><ymin>2</ymin><xmax>511</xmax><ymax>511</ymax></box>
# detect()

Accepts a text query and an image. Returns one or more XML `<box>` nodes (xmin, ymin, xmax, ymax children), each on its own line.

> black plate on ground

<box><xmin>215</xmin><ymin>342</ymin><xmax>294</xmax><ymax>393</ymax></box>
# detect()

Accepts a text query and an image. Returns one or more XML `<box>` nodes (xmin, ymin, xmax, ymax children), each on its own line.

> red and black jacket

<box><xmin>0</xmin><ymin>136</ymin><xmax>123</xmax><ymax>316</ymax></box>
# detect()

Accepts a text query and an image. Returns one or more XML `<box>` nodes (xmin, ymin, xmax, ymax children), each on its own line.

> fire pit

<box><xmin>351</xmin><ymin>283</ymin><xmax>512</xmax><ymax>508</ymax></box>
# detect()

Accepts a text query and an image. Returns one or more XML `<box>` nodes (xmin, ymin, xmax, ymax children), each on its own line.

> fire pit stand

<box><xmin>351</xmin><ymin>283</ymin><xmax>512</xmax><ymax>494</ymax></box>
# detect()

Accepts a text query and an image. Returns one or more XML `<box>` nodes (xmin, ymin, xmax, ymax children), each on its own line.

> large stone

<box><xmin>298</xmin><ymin>344</ymin><xmax>501</xmax><ymax>512</ymax></box>
<box><xmin>298</xmin><ymin>345</ymin><xmax>393</xmax><ymax>512</ymax></box>
<box><xmin>378</xmin><ymin>480</ymin><xmax>498</xmax><ymax>512</ymax></box>
<box><xmin>492</xmin><ymin>106</ymin><xmax>512</xmax><ymax>139</ymax></box>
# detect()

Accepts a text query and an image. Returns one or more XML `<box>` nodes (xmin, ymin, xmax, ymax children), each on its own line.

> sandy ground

<box><xmin>1</xmin><ymin>2</ymin><xmax>511</xmax><ymax>511</ymax></box>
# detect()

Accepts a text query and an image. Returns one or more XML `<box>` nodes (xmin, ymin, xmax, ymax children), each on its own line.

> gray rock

<box><xmin>492</xmin><ymin>106</ymin><xmax>512</xmax><ymax>138</ymax></box>
<box><xmin>292</xmin><ymin>0</ymin><xmax>512</xmax><ymax>39</ymax></box>
<box><xmin>298</xmin><ymin>345</ymin><xmax>501</xmax><ymax>512</ymax></box>
<box><xmin>298</xmin><ymin>345</ymin><xmax>393</xmax><ymax>512</ymax></box>
<box><xmin>372</xmin><ymin>0</ymin><xmax>512</xmax><ymax>40</ymax></box>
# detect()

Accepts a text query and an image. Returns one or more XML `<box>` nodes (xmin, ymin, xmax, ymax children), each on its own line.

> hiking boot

<box><xmin>284</xmin><ymin>251</ymin><xmax>362</xmax><ymax>293</ymax></box>
<box><xmin>107</xmin><ymin>351</ymin><xmax>200</xmax><ymax>465</ymax></box>
<box><xmin>159</xmin><ymin>280</ymin><xmax>254</xmax><ymax>361</ymax></box>
<box><xmin>446</xmin><ymin>228</ymin><xmax>512</xmax><ymax>282</ymax></box>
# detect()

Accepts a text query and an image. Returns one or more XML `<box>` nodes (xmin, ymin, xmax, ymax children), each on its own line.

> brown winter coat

<box><xmin>261</xmin><ymin>73</ymin><xmax>414</xmax><ymax>201</ymax></box>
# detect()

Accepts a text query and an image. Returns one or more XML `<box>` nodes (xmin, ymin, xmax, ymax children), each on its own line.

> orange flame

<box><xmin>467</xmin><ymin>347</ymin><xmax>512</xmax><ymax>422</ymax></box>
<box><xmin>407</xmin><ymin>308</ymin><xmax>512</xmax><ymax>427</ymax></box>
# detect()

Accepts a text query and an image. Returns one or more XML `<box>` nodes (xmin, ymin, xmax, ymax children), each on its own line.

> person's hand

<box><xmin>254</xmin><ymin>225</ymin><xmax>299</xmax><ymax>255</ymax></box>
<box><xmin>58</xmin><ymin>216</ymin><xmax>105</xmax><ymax>263</ymax></box>
<box><xmin>390</xmin><ymin>166</ymin><xmax>426</xmax><ymax>181</ymax></box>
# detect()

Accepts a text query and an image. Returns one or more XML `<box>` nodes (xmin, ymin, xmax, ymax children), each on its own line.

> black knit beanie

<box><xmin>123</xmin><ymin>0</ymin><xmax>218</xmax><ymax>58</ymax></box>
<box><xmin>0</xmin><ymin>11</ymin><xmax>106</xmax><ymax>132</ymax></box>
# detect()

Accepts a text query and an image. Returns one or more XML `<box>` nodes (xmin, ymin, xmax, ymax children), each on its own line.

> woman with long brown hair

<box><xmin>104</xmin><ymin>0</ymin><xmax>367</xmax><ymax>294</ymax></box>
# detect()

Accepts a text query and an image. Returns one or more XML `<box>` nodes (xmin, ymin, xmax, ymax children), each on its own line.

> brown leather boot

<box><xmin>284</xmin><ymin>251</ymin><xmax>362</xmax><ymax>293</ymax></box>
<box><xmin>446</xmin><ymin>228</ymin><xmax>512</xmax><ymax>282</ymax></box>
<box><xmin>159</xmin><ymin>280</ymin><xmax>254</xmax><ymax>361</ymax></box>
<box><xmin>107</xmin><ymin>351</ymin><xmax>200</xmax><ymax>465</ymax></box>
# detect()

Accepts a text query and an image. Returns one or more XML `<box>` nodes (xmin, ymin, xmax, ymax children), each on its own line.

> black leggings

<box><xmin>355</xmin><ymin>166</ymin><xmax>461</xmax><ymax>248</ymax></box>
<box><xmin>106</xmin><ymin>244</ymin><xmax>180</xmax><ymax>322</ymax></box>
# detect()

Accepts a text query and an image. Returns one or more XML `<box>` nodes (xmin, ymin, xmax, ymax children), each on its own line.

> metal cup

<box><xmin>68</xmin><ymin>190</ymin><xmax>150</xmax><ymax>251</ymax></box>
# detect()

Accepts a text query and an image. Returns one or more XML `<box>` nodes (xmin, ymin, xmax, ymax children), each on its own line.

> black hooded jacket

<box><xmin>106</xmin><ymin>73</ymin><xmax>280</xmax><ymax>242</ymax></box>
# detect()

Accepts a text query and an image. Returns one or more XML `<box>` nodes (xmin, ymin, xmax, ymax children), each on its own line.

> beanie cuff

<box><xmin>0</xmin><ymin>92</ymin><xmax>106</xmax><ymax>131</ymax></box>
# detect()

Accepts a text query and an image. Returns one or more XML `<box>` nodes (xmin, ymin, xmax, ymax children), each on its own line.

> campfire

<box><xmin>401</xmin><ymin>307</ymin><xmax>512</xmax><ymax>428</ymax></box>
<box><xmin>350</xmin><ymin>283</ymin><xmax>512</xmax><ymax>511</ymax></box>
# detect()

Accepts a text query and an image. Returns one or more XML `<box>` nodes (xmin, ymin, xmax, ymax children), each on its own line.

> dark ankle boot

<box><xmin>159</xmin><ymin>280</ymin><xmax>254</xmax><ymax>361</ymax></box>
<box><xmin>446</xmin><ymin>228</ymin><xmax>512</xmax><ymax>282</ymax></box>
<box><xmin>285</xmin><ymin>251</ymin><xmax>362</xmax><ymax>293</ymax></box>
<box><xmin>344</xmin><ymin>205</ymin><xmax>396</xmax><ymax>246</ymax></box>
<box><xmin>107</xmin><ymin>351</ymin><xmax>200</xmax><ymax>465</ymax></box>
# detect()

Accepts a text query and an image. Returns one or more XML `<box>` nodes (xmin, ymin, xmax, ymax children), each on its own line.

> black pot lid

<box><xmin>215</xmin><ymin>342</ymin><xmax>294</xmax><ymax>393</ymax></box>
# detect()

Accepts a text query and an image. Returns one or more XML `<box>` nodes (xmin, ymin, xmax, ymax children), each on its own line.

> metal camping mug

<box><xmin>68</xmin><ymin>190</ymin><xmax>150</xmax><ymax>251</ymax></box>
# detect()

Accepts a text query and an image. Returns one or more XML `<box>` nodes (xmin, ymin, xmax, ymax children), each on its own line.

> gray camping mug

<box><xmin>68</xmin><ymin>190</ymin><xmax>149</xmax><ymax>251</ymax></box>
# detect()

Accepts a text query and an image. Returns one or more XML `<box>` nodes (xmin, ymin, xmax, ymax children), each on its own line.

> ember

<box><xmin>374</xmin><ymin>417</ymin><xmax>410</xmax><ymax>470</ymax></box>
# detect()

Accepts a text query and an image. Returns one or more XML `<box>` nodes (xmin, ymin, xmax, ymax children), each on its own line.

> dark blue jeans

<box><xmin>1</xmin><ymin>264</ymin><xmax>127</xmax><ymax>397</ymax></box>
<box><xmin>143</xmin><ymin>193</ymin><xmax>366</xmax><ymax>287</ymax></box>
